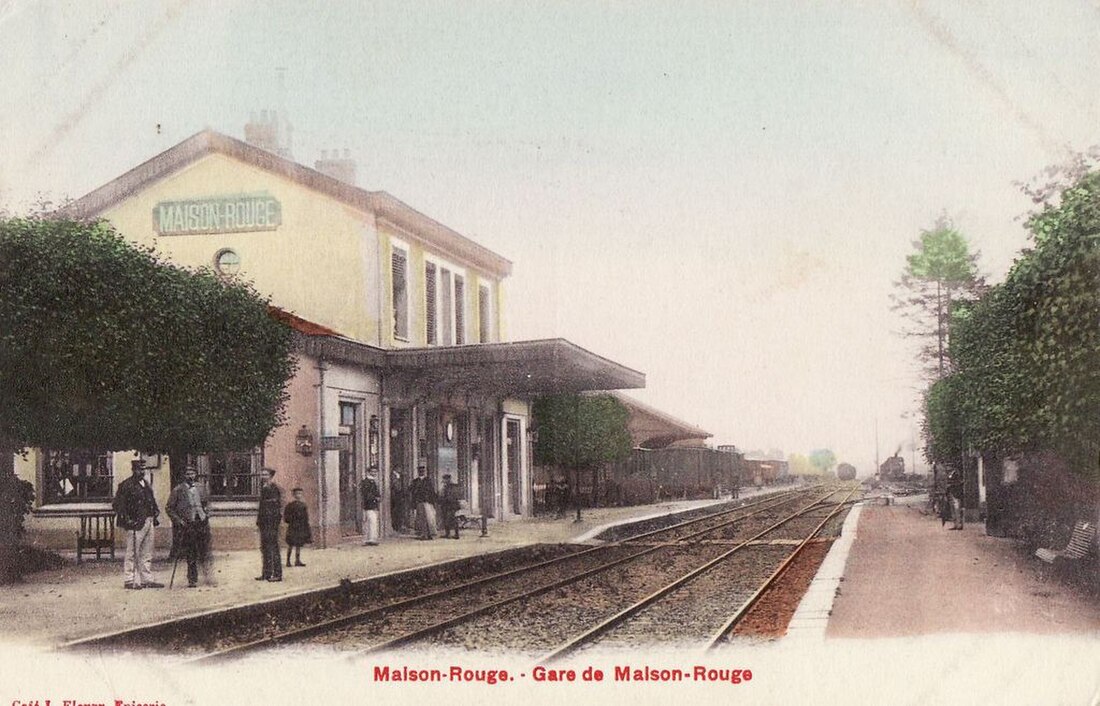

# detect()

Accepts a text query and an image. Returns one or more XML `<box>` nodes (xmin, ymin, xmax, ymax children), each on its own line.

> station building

<box><xmin>16</xmin><ymin>127</ymin><xmax>644</xmax><ymax>549</ymax></box>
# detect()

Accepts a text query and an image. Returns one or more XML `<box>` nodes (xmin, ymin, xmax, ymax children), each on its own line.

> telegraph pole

<box><xmin>874</xmin><ymin>418</ymin><xmax>880</xmax><ymax>478</ymax></box>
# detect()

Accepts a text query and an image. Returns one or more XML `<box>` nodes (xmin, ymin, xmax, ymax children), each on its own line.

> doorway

<box><xmin>477</xmin><ymin>415</ymin><xmax>496</xmax><ymax>518</ymax></box>
<box><xmin>338</xmin><ymin>401</ymin><xmax>362</xmax><ymax>536</ymax></box>
<box><xmin>505</xmin><ymin>417</ymin><xmax>522</xmax><ymax>515</ymax></box>
<box><xmin>389</xmin><ymin>408</ymin><xmax>411</xmax><ymax>531</ymax></box>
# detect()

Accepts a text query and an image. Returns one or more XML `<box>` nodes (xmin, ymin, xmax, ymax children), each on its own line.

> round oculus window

<box><xmin>214</xmin><ymin>248</ymin><xmax>241</xmax><ymax>276</ymax></box>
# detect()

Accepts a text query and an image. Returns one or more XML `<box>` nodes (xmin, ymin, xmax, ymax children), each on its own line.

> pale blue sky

<box><xmin>3</xmin><ymin>1</ymin><xmax>1099</xmax><ymax>471</ymax></box>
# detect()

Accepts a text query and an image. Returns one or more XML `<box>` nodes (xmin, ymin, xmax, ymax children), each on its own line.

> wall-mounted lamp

<box><xmin>526</xmin><ymin>427</ymin><xmax>539</xmax><ymax>444</ymax></box>
<box><xmin>295</xmin><ymin>425</ymin><xmax>315</xmax><ymax>456</ymax></box>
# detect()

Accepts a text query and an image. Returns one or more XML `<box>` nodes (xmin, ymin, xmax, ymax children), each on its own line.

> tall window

<box><xmin>425</xmin><ymin>261</ymin><xmax>438</xmax><ymax>345</ymax></box>
<box><xmin>454</xmin><ymin>274</ymin><xmax>466</xmax><ymax>345</ymax></box>
<box><xmin>42</xmin><ymin>449</ymin><xmax>113</xmax><ymax>504</ymax></box>
<box><xmin>391</xmin><ymin>245</ymin><xmax>409</xmax><ymax>340</ymax></box>
<box><xmin>478</xmin><ymin>284</ymin><xmax>493</xmax><ymax>343</ymax></box>
<box><xmin>193</xmin><ymin>449</ymin><xmax>264</xmax><ymax>500</ymax></box>
<box><xmin>426</xmin><ymin>258</ymin><xmax>465</xmax><ymax>347</ymax></box>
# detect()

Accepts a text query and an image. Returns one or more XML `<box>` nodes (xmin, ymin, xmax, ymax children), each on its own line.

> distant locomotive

<box><xmin>836</xmin><ymin>462</ymin><xmax>857</xmax><ymax>481</ymax></box>
<box><xmin>878</xmin><ymin>448</ymin><xmax>906</xmax><ymax>482</ymax></box>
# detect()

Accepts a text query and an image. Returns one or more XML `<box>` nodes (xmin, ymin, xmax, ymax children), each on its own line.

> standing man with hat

<box><xmin>440</xmin><ymin>473</ymin><xmax>462</xmax><ymax>540</ymax></box>
<box><xmin>410</xmin><ymin>465</ymin><xmax>437</xmax><ymax>540</ymax></box>
<box><xmin>256</xmin><ymin>467</ymin><xmax>284</xmax><ymax>582</ymax></box>
<box><xmin>360</xmin><ymin>466</ymin><xmax>382</xmax><ymax>546</ymax></box>
<box><xmin>166</xmin><ymin>465</ymin><xmax>211</xmax><ymax>588</ymax></box>
<box><xmin>112</xmin><ymin>459</ymin><xmax>163</xmax><ymax>589</ymax></box>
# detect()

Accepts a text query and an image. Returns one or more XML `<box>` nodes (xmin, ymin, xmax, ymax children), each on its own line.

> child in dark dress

<box><xmin>284</xmin><ymin>488</ymin><xmax>312</xmax><ymax>567</ymax></box>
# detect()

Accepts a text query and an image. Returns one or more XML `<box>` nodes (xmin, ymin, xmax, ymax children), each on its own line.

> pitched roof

<box><xmin>59</xmin><ymin>129</ymin><xmax>513</xmax><ymax>278</ymax></box>
<box><xmin>601</xmin><ymin>391</ymin><xmax>711</xmax><ymax>449</ymax></box>
<box><xmin>267</xmin><ymin>306</ymin><xmax>344</xmax><ymax>337</ymax></box>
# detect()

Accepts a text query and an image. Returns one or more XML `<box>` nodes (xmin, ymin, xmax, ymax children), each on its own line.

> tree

<box><xmin>0</xmin><ymin>217</ymin><xmax>295</xmax><ymax>453</ymax></box>
<box><xmin>943</xmin><ymin>171</ymin><xmax>1100</xmax><ymax>477</ymax></box>
<box><xmin>787</xmin><ymin>453</ymin><xmax>815</xmax><ymax>476</ymax></box>
<box><xmin>532</xmin><ymin>393</ymin><xmax>632</xmax><ymax>520</ymax></box>
<box><xmin>892</xmin><ymin>219</ymin><xmax>985</xmax><ymax>380</ymax></box>
<box><xmin>922</xmin><ymin>374</ymin><xmax>966</xmax><ymax>467</ymax></box>
<box><xmin>809</xmin><ymin>448</ymin><xmax>837</xmax><ymax>476</ymax></box>
<box><xmin>0</xmin><ymin>217</ymin><xmax>296</xmax><ymax>578</ymax></box>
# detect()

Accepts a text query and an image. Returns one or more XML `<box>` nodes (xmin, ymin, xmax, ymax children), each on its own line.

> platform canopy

<box><xmin>280</xmin><ymin>310</ymin><xmax>645</xmax><ymax>401</ymax></box>
<box><xmin>384</xmin><ymin>339</ymin><xmax>645</xmax><ymax>399</ymax></box>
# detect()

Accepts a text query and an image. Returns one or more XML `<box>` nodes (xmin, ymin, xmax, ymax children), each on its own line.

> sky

<box><xmin>2</xmin><ymin>0</ymin><xmax>1099</xmax><ymax>474</ymax></box>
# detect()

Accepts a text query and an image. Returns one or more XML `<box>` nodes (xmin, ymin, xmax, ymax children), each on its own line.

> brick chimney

<box><xmin>244</xmin><ymin>110</ymin><xmax>293</xmax><ymax>159</ymax></box>
<box><xmin>314</xmin><ymin>148</ymin><xmax>357</xmax><ymax>185</ymax></box>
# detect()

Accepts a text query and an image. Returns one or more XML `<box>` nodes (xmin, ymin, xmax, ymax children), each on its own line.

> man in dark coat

<box><xmin>112</xmin><ymin>459</ymin><xmax>163</xmax><ymax>589</ymax></box>
<box><xmin>256</xmin><ymin>467</ymin><xmax>283</xmax><ymax>581</ymax></box>
<box><xmin>440</xmin><ymin>473</ymin><xmax>462</xmax><ymax>539</ymax></box>
<box><xmin>166</xmin><ymin>465</ymin><xmax>212</xmax><ymax>588</ymax></box>
<box><xmin>360</xmin><ymin>467</ymin><xmax>381</xmax><ymax>545</ymax></box>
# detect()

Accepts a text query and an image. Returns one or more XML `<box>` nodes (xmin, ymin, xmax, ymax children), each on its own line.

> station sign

<box><xmin>153</xmin><ymin>194</ymin><xmax>281</xmax><ymax>235</ymax></box>
<box><xmin>320</xmin><ymin>436</ymin><xmax>350</xmax><ymax>452</ymax></box>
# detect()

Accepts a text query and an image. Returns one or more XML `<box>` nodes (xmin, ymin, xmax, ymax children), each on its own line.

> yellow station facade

<box><xmin>17</xmin><ymin>128</ymin><xmax>643</xmax><ymax>549</ymax></box>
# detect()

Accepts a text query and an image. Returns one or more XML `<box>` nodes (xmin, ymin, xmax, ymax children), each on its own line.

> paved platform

<box><xmin>826</xmin><ymin>499</ymin><xmax>1100</xmax><ymax>637</ymax></box>
<box><xmin>0</xmin><ymin>488</ymin><xmax>787</xmax><ymax>647</ymax></box>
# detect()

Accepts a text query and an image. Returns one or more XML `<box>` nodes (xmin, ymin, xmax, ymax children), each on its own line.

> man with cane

<box><xmin>112</xmin><ymin>459</ymin><xmax>163</xmax><ymax>590</ymax></box>
<box><xmin>166</xmin><ymin>465</ymin><xmax>211</xmax><ymax>588</ymax></box>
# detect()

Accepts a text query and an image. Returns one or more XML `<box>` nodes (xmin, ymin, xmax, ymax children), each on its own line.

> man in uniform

<box><xmin>112</xmin><ymin>459</ymin><xmax>163</xmax><ymax>589</ymax></box>
<box><xmin>360</xmin><ymin>466</ymin><xmax>382</xmax><ymax>545</ymax></box>
<box><xmin>256</xmin><ymin>467</ymin><xmax>283</xmax><ymax>581</ymax></box>
<box><xmin>166</xmin><ymin>465</ymin><xmax>211</xmax><ymax>588</ymax></box>
<box><xmin>410</xmin><ymin>465</ymin><xmax>437</xmax><ymax>540</ymax></box>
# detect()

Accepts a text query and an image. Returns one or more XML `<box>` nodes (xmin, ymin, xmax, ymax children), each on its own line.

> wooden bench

<box><xmin>455</xmin><ymin>500</ymin><xmax>486</xmax><ymax>534</ymax></box>
<box><xmin>1035</xmin><ymin>520</ymin><xmax>1095</xmax><ymax>564</ymax></box>
<box><xmin>77</xmin><ymin>513</ymin><xmax>116</xmax><ymax>563</ymax></box>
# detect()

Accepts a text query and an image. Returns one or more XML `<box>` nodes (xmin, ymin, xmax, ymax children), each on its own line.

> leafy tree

<box><xmin>836</xmin><ymin>462</ymin><xmax>857</xmax><ymax>481</ymax></box>
<box><xmin>0</xmin><ymin>217</ymin><xmax>296</xmax><ymax>578</ymax></box>
<box><xmin>532</xmin><ymin>393</ymin><xmax>632</xmax><ymax>520</ymax></box>
<box><xmin>808</xmin><ymin>448</ymin><xmax>837</xmax><ymax>476</ymax></box>
<box><xmin>0</xmin><ymin>217</ymin><xmax>295</xmax><ymax>453</ymax></box>
<box><xmin>922</xmin><ymin>375</ymin><xmax>965</xmax><ymax>467</ymax></box>
<box><xmin>787</xmin><ymin>453</ymin><xmax>814</xmax><ymax>476</ymax></box>
<box><xmin>932</xmin><ymin>170</ymin><xmax>1100</xmax><ymax>480</ymax></box>
<box><xmin>893</xmin><ymin>220</ymin><xmax>985</xmax><ymax>379</ymax></box>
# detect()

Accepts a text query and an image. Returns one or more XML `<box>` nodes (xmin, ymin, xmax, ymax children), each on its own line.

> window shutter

<box><xmin>441</xmin><ymin>268</ymin><xmax>453</xmax><ymax>346</ymax></box>
<box><xmin>454</xmin><ymin>275</ymin><xmax>465</xmax><ymax>345</ymax></box>
<box><xmin>425</xmin><ymin>261</ymin><xmax>437</xmax><ymax>345</ymax></box>
<box><xmin>479</xmin><ymin>284</ymin><xmax>491</xmax><ymax>343</ymax></box>
<box><xmin>391</xmin><ymin>249</ymin><xmax>408</xmax><ymax>339</ymax></box>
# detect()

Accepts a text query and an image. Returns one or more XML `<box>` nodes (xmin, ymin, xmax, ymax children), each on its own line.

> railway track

<box><xmin>534</xmin><ymin>487</ymin><xmax>858</xmax><ymax>660</ymax></box>
<box><xmin>61</xmin><ymin>484</ymin><xmax>829</xmax><ymax>660</ymax></box>
<box><xmin>344</xmin><ymin>487</ymin><xmax>854</xmax><ymax>656</ymax></box>
<box><xmin>226</xmin><ymin>486</ymin><xmax>832</xmax><ymax>659</ymax></box>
